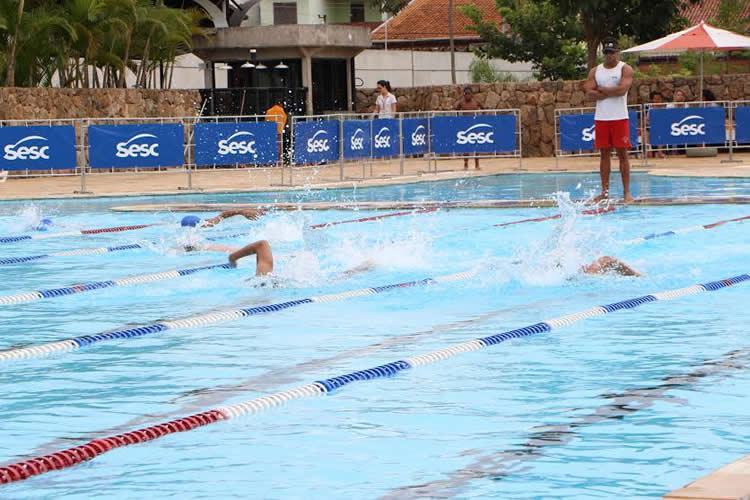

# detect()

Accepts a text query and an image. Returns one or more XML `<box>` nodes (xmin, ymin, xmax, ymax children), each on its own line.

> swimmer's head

<box><xmin>34</xmin><ymin>218</ymin><xmax>53</xmax><ymax>232</ymax></box>
<box><xmin>181</xmin><ymin>215</ymin><xmax>202</xmax><ymax>228</ymax></box>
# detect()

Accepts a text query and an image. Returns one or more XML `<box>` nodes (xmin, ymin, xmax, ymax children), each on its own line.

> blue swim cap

<box><xmin>181</xmin><ymin>215</ymin><xmax>202</xmax><ymax>228</ymax></box>
<box><xmin>34</xmin><ymin>218</ymin><xmax>53</xmax><ymax>231</ymax></box>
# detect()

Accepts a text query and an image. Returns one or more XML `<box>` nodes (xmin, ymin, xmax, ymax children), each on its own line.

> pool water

<box><xmin>0</xmin><ymin>181</ymin><xmax>749</xmax><ymax>498</ymax></box>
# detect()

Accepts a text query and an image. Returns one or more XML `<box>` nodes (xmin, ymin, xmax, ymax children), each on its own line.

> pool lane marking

<box><xmin>626</xmin><ymin>214</ymin><xmax>750</xmax><ymax>244</ymax></box>
<box><xmin>0</xmin><ymin>209</ymin><xmax>438</xmax><ymax>266</ymax></box>
<box><xmin>0</xmin><ymin>270</ymin><xmax>477</xmax><ymax>362</ymax></box>
<box><xmin>0</xmin><ymin>223</ymin><xmax>168</xmax><ymax>245</ymax></box>
<box><xmin>0</xmin><ymin>262</ymin><xmax>233</xmax><ymax>306</ymax></box>
<box><xmin>388</xmin><ymin>346</ymin><xmax>750</xmax><ymax>497</ymax></box>
<box><xmin>0</xmin><ymin>273</ymin><xmax>747</xmax><ymax>485</ymax></box>
<box><xmin>493</xmin><ymin>205</ymin><xmax>616</xmax><ymax>227</ymax></box>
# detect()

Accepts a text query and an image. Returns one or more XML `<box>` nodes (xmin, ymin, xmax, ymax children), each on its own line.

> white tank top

<box><xmin>594</xmin><ymin>61</ymin><xmax>629</xmax><ymax>121</ymax></box>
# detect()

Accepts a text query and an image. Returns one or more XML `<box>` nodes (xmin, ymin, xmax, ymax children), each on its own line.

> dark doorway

<box><xmin>273</xmin><ymin>3</ymin><xmax>297</xmax><ymax>24</ymax></box>
<box><xmin>311</xmin><ymin>59</ymin><xmax>348</xmax><ymax>114</ymax></box>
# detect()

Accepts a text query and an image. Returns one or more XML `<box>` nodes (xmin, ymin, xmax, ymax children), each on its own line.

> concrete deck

<box><xmin>665</xmin><ymin>454</ymin><xmax>750</xmax><ymax>500</ymax></box>
<box><xmin>1</xmin><ymin>153</ymin><xmax>749</xmax><ymax>202</ymax></box>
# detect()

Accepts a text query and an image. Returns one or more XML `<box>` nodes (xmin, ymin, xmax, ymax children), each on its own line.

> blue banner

<box><xmin>648</xmin><ymin>107</ymin><xmax>726</xmax><ymax>146</ymax></box>
<box><xmin>736</xmin><ymin>106</ymin><xmax>750</xmax><ymax>145</ymax></box>
<box><xmin>0</xmin><ymin>125</ymin><xmax>76</xmax><ymax>171</ymax></box>
<box><xmin>293</xmin><ymin>120</ymin><xmax>339</xmax><ymax>164</ymax></box>
<box><xmin>402</xmin><ymin>118</ymin><xmax>429</xmax><ymax>156</ymax></box>
<box><xmin>88</xmin><ymin>123</ymin><xmax>184</xmax><ymax>168</ymax></box>
<box><xmin>343</xmin><ymin>120</ymin><xmax>371</xmax><ymax>160</ymax></box>
<box><xmin>559</xmin><ymin>111</ymin><xmax>639</xmax><ymax>152</ymax></box>
<box><xmin>430</xmin><ymin>115</ymin><xmax>516</xmax><ymax>154</ymax></box>
<box><xmin>371</xmin><ymin>118</ymin><xmax>400</xmax><ymax>158</ymax></box>
<box><xmin>195</xmin><ymin>122</ymin><xmax>278</xmax><ymax>166</ymax></box>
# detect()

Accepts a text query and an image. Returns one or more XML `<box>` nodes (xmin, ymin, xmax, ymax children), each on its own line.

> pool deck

<box><xmin>665</xmin><ymin>454</ymin><xmax>750</xmax><ymax>500</ymax></box>
<box><xmin>1</xmin><ymin>153</ymin><xmax>749</xmax><ymax>201</ymax></box>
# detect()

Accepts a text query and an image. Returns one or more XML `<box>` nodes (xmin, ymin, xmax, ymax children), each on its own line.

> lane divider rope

<box><xmin>0</xmin><ymin>262</ymin><xmax>232</xmax><ymax>306</ymax></box>
<box><xmin>308</xmin><ymin>208</ymin><xmax>438</xmax><ymax>229</ymax></box>
<box><xmin>493</xmin><ymin>206</ymin><xmax>615</xmax><ymax>227</ymax></box>
<box><xmin>626</xmin><ymin>214</ymin><xmax>750</xmax><ymax>244</ymax></box>
<box><xmin>0</xmin><ymin>272</ymin><xmax>746</xmax><ymax>485</ymax></box>
<box><xmin>0</xmin><ymin>224</ymin><xmax>164</xmax><ymax>245</ymax></box>
<box><xmin>0</xmin><ymin>271</ymin><xmax>476</xmax><ymax>362</ymax></box>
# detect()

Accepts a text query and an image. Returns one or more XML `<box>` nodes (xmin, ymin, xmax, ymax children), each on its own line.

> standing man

<box><xmin>584</xmin><ymin>37</ymin><xmax>635</xmax><ymax>203</ymax></box>
<box><xmin>456</xmin><ymin>86</ymin><xmax>483</xmax><ymax>170</ymax></box>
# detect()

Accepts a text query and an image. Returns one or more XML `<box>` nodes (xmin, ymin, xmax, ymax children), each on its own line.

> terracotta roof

<box><xmin>371</xmin><ymin>0</ymin><xmax>503</xmax><ymax>42</ymax></box>
<box><xmin>681</xmin><ymin>0</ymin><xmax>750</xmax><ymax>31</ymax></box>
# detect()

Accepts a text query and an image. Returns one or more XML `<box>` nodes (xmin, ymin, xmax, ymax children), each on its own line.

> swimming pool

<box><xmin>1</xmin><ymin>180</ymin><xmax>749</xmax><ymax>498</ymax></box>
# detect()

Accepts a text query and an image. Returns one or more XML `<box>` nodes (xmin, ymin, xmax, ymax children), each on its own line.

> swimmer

<box><xmin>581</xmin><ymin>256</ymin><xmax>641</xmax><ymax>277</ymax></box>
<box><xmin>33</xmin><ymin>218</ymin><xmax>54</xmax><ymax>232</ymax></box>
<box><xmin>180</xmin><ymin>208</ymin><xmax>266</xmax><ymax>228</ymax></box>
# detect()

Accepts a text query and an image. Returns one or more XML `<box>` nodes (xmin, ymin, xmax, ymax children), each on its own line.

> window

<box><xmin>350</xmin><ymin>2</ymin><xmax>365</xmax><ymax>23</ymax></box>
<box><xmin>273</xmin><ymin>3</ymin><xmax>297</xmax><ymax>25</ymax></box>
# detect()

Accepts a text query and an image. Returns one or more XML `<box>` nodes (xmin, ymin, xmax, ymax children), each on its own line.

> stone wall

<box><xmin>356</xmin><ymin>74</ymin><xmax>750</xmax><ymax>156</ymax></box>
<box><xmin>0</xmin><ymin>88</ymin><xmax>202</xmax><ymax>121</ymax></box>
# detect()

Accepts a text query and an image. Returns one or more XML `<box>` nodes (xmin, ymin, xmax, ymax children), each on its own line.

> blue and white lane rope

<box><xmin>0</xmin><ymin>223</ymin><xmax>166</xmax><ymax>245</ymax></box>
<box><xmin>0</xmin><ymin>271</ymin><xmax>476</xmax><ymax>362</ymax></box>
<box><xmin>208</xmin><ymin>273</ymin><xmax>750</xmax><ymax>410</ymax></box>
<box><xmin>2</xmin><ymin>273</ymin><xmax>747</xmax><ymax>486</ymax></box>
<box><xmin>626</xmin><ymin>214</ymin><xmax>750</xmax><ymax>244</ymax></box>
<box><xmin>0</xmin><ymin>262</ymin><xmax>232</xmax><ymax>306</ymax></box>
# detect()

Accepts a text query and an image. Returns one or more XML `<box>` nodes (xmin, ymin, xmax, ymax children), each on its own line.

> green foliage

<box><xmin>369</xmin><ymin>0</ymin><xmax>407</xmax><ymax>16</ymax></box>
<box><xmin>469</xmin><ymin>58</ymin><xmax>517</xmax><ymax>83</ymax></box>
<box><xmin>462</xmin><ymin>0</ymin><xmax>586</xmax><ymax>81</ymax></box>
<box><xmin>710</xmin><ymin>0</ymin><xmax>749</xmax><ymax>33</ymax></box>
<box><xmin>0</xmin><ymin>0</ymin><xmax>205</xmax><ymax>87</ymax></box>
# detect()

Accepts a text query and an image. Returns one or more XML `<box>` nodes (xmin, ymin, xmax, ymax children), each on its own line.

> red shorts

<box><xmin>595</xmin><ymin>119</ymin><xmax>631</xmax><ymax>149</ymax></box>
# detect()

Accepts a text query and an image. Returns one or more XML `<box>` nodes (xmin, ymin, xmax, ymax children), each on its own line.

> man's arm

<box><xmin>228</xmin><ymin>240</ymin><xmax>274</xmax><ymax>275</ymax></box>
<box><xmin>583</xmin><ymin>67</ymin><xmax>603</xmax><ymax>100</ymax></box>
<box><xmin>598</xmin><ymin>64</ymin><xmax>634</xmax><ymax>97</ymax></box>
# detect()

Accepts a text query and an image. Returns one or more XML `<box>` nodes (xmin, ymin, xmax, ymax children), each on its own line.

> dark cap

<box><xmin>602</xmin><ymin>38</ymin><xmax>619</xmax><ymax>53</ymax></box>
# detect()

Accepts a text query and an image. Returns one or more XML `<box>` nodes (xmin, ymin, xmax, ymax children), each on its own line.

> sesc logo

<box><xmin>306</xmin><ymin>130</ymin><xmax>330</xmax><ymax>153</ymax></box>
<box><xmin>456</xmin><ymin>123</ymin><xmax>494</xmax><ymax>145</ymax></box>
<box><xmin>350</xmin><ymin>128</ymin><xmax>365</xmax><ymax>151</ymax></box>
<box><xmin>670</xmin><ymin>115</ymin><xmax>706</xmax><ymax>137</ymax></box>
<box><xmin>374</xmin><ymin>127</ymin><xmax>392</xmax><ymax>149</ymax></box>
<box><xmin>581</xmin><ymin>124</ymin><xmax>596</xmax><ymax>142</ymax></box>
<box><xmin>116</xmin><ymin>133</ymin><xmax>159</xmax><ymax>158</ymax></box>
<box><xmin>3</xmin><ymin>135</ymin><xmax>50</xmax><ymax>161</ymax></box>
<box><xmin>218</xmin><ymin>131</ymin><xmax>256</xmax><ymax>156</ymax></box>
<box><xmin>411</xmin><ymin>125</ymin><xmax>427</xmax><ymax>147</ymax></box>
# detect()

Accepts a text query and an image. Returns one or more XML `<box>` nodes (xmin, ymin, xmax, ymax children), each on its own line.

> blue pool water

<box><xmin>0</xmin><ymin>177</ymin><xmax>749</xmax><ymax>498</ymax></box>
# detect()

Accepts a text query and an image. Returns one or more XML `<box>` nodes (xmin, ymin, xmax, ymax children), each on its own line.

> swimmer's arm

<box><xmin>228</xmin><ymin>240</ymin><xmax>273</xmax><ymax>276</ymax></box>
<box><xmin>203</xmin><ymin>208</ymin><xmax>266</xmax><ymax>227</ymax></box>
<box><xmin>337</xmin><ymin>259</ymin><xmax>376</xmax><ymax>279</ymax></box>
<box><xmin>598</xmin><ymin>64</ymin><xmax>634</xmax><ymax>97</ymax></box>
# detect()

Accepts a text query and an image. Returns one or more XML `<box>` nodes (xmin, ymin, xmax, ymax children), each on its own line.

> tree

<box><xmin>463</xmin><ymin>0</ymin><xmax>587</xmax><ymax>80</ymax></box>
<box><xmin>555</xmin><ymin>0</ymin><xmax>698</xmax><ymax>69</ymax></box>
<box><xmin>369</xmin><ymin>0</ymin><xmax>408</xmax><ymax>16</ymax></box>
<box><xmin>710</xmin><ymin>0</ymin><xmax>750</xmax><ymax>34</ymax></box>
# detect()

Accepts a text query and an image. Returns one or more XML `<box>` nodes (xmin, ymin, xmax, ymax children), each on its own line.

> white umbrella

<box><xmin>623</xmin><ymin>21</ymin><xmax>750</xmax><ymax>97</ymax></box>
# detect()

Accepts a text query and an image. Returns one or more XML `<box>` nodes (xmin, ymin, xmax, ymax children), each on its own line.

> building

<box><xmin>189</xmin><ymin>0</ymin><xmax>383</xmax><ymax>115</ymax></box>
<box><xmin>361</xmin><ymin>0</ymin><xmax>532</xmax><ymax>87</ymax></box>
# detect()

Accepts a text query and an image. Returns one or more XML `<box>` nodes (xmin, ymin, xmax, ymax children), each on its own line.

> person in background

<box><xmin>648</xmin><ymin>91</ymin><xmax>666</xmax><ymax>159</ymax></box>
<box><xmin>667</xmin><ymin>89</ymin><xmax>687</xmax><ymax>108</ymax></box>
<box><xmin>374</xmin><ymin>80</ymin><xmax>397</xmax><ymax>118</ymax></box>
<box><xmin>456</xmin><ymin>86</ymin><xmax>483</xmax><ymax>170</ymax></box>
<box><xmin>702</xmin><ymin>88</ymin><xmax>718</xmax><ymax>105</ymax></box>
<box><xmin>265</xmin><ymin>100</ymin><xmax>287</xmax><ymax>162</ymax></box>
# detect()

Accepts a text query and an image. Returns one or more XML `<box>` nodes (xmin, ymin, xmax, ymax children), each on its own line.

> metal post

<box><xmin>338</xmin><ymin>115</ymin><xmax>345</xmax><ymax>181</ymax></box>
<box><xmin>722</xmin><ymin>102</ymin><xmax>742</xmax><ymax>164</ymax></box>
<box><xmin>74</xmin><ymin>120</ymin><xmax>92</xmax><ymax>194</ymax></box>
<box><xmin>399</xmin><ymin>115</ymin><xmax>405</xmax><ymax>176</ymax></box>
